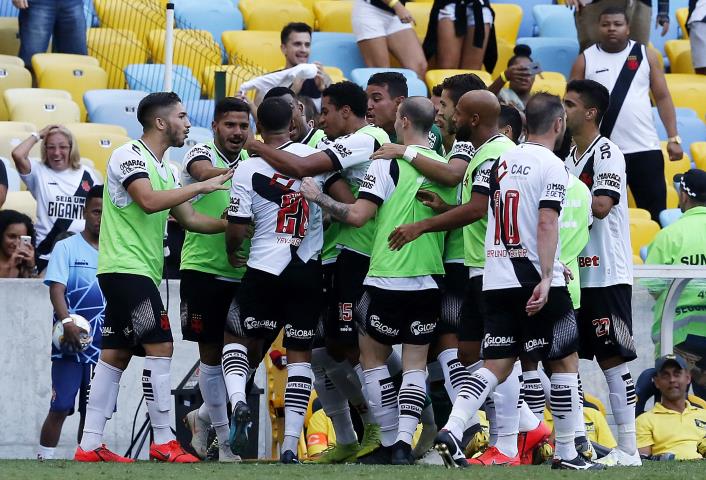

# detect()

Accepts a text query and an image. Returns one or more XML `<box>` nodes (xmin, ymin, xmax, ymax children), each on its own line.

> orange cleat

<box><xmin>467</xmin><ymin>446</ymin><xmax>520</xmax><ymax>466</ymax></box>
<box><xmin>149</xmin><ymin>440</ymin><xmax>200</xmax><ymax>463</ymax></box>
<box><xmin>74</xmin><ymin>444</ymin><xmax>134</xmax><ymax>463</ymax></box>
<box><xmin>518</xmin><ymin>421</ymin><xmax>551</xmax><ymax>465</ymax></box>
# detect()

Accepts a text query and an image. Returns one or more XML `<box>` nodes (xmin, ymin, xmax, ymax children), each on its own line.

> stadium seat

<box><xmin>202</xmin><ymin>65</ymin><xmax>256</xmax><ymax>98</ymax></box>
<box><xmin>653</xmin><ymin>113</ymin><xmax>706</xmax><ymax>154</ymax></box>
<box><xmin>633</xmin><ymin>254</ymin><xmax>643</xmax><ymax>265</ymax></box>
<box><xmin>94</xmin><ymin>0</ymin><xmax>166</xmax><ymax>46</ymax></box>
<box><xmin>185</xmin><ymin>99</ymin><xmax>215</xmax><ymax>129</ymax></box>
<box><xmin>0</xmin><ymin>129</ymin><xmax>40</xmax><ymax>159</ymax></box>
<box><xmin>492</xmin><ymin>39</ymin><xmax>515</xmax><ymax>78</ymax></box>
<box><xmin>37</xmin><ymin>64</ymin><xmax>109</xmax><ymax>121</ymax></box>
<box><xmin>659</xmin><ymin>208</ymin><xmax>683</xmax><ymax>227</ymax></box>
<box><xmin>84</xmin><ymin>89</ymin><xmax>148</xmax><ymax>140</ymax></box>
<box><xmin>666</xmin><ymin>181</ymin><xmax>679</xmax><ymax>209</ymax></box>
<box><xmin>314</xmin><ymin>0</ymin><xmax>353</xmax><ymax>33</ymax></box>
<box><xmin>75</xmin><ymin>132</ymin><xmax>132</xmax><ymax>176</ymax></box>
<box><xmin>629</xmin><ymin>218</ymin><xmax>660</xmax><ymax>255</ymax></box>
<box><xmin>0</xmin><ymin>121</ymin><xmax>35</xmax><ymax>132</ymax></box>
<box><xmin>493</xmin><ymin>4</ymin><xmax>523</xmax><ymax>45</ymax></box>
<box><xmin>650</xmin><ymin>0</ymin><xmax>687</xmax><ymax>55</ymax></box>
<box><xmin>661</xmin><ymin>141</ymin><xmax>692</xmax><ymax>184</ymax></box>
<box><xmin>324</xmin><ymin>66</ymin><xmax>345</xmax><ymax>84</ymax></box>
<box><xmin>175</xmin><ymin>1</ymin><xmax>243</xmax><ymax>59</ymax></box>
<box><xmin>0</xmin><ymin>63</ymin><xmax>31</xmax><ymax>121</ymax></box>
<box><xmin>146</xmin><ymin>29</ymin><xmax>222</xmax><ymax>88</ymax></box>
<box><xmin>676</xmin><ymin>8</ymin><xmax>689</xmax><ymax>39</ymax></box>
<box><xmin>515</xmin><ymin>37</ymin><xmax>579</xmax><ymax>79</ymax></box>
<box><xmin>9</xmin><ymin>98</ymin><xmax>81</xmax><ymax>128</ymax></box>
<box><xmin>0</xmin><ymin>156</ymin><xmax>19</xmax><ymax>191</ymax></box>
<box><xmin>406</xmin><ymin>2</ymin><xmax>431</xmax><ymax>40</ymax></box>
<box><xmin>31</xmin><ymin>53</ymin><xmax>100</xmax><ymax>82</ymax></box>
<box><xmin>532</xmin><ymin>5</ymin><xmax>577</xmax><ymax>38</ymax></box>
<box><xmin>424</xmin><ymin>69</ymin><xmax>493</xmax><ymax>91</ymax></box>
<box><xmin>531</xmin><ymin>71</ymin><xmax>567</xmax><ymax>97</ymax></box>
<box><xmin>238</xmin><ymin>0</ymin><xmax>304</xmax><ymax>24</ymax></box>
<box><xmin>87</xmin><ymin>28</ymin><xmax>150</xmax><ymax>89</ymax></box>
<box><xmin>4</xmin><ymin>88</ymin><xmax>71</xmax><ymax>115</ymax></box>
<box><xmin>0</xmin><ymin>17</ymin><xmax>20</xmax><ymax>57</ymax></box>
<box><xmin>629</xmin><ymin>208</ymin><xmax>651</xmax><ymax>221</ymax></box>
<box><xmin>1</xmin><ymin>191</ymin><xmax>36</xmax><ymax>220</ymax></box>
<box><xmin>311</xmin><ymin>34</ymin><xmax>366</xmax><ymax>78</ymax></box>
<box><xmin>665</xmin><ymin>39</ymin><xmax>694</xmax><ymax>74</ymax></box>
<box><xmin>64</xmin><ymin>122</ymin><xmax>128</xmax><ymax>138</ymax></box>
<box><xmin>168</xmin><ymin>126</ymin><xmax>213</xmax><ymax>163</ymax></box>
<box><xmin>691</xmin><ymin>141</ymin><xmax>706</xmax><ymax>170</ymax></box>
<box><xmin>493</xmin><ymin>0</ymin><xmax>550</xmax><ymax>38</ymax></box>
<box><xmin>246</xmin><ymin>3</ymin><xmax>314</xmax><ymax>32</ymax></box>
<box><xmin>124</xmin><ymin>64</ymin><xmax>202</xmax><ymax>105</ymax></box>
<box><xmin>222</xmin><ymin>30</ymin><xmax>283</xmax><ymax>72</ymax></box>
<box><xmin>0</xmin><ymin>54</ymin><xmax>23</xmax><ymax>67</ymax></box>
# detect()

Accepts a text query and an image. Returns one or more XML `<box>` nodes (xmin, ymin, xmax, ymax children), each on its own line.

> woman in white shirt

<box><xmin>11</xmin><ymin>124</ymin><xmax>101</xmax><ymax>272</ymax></box>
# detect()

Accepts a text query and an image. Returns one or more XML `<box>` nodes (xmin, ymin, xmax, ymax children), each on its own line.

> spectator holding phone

<box><xmin>488</xmin><ymin>44</ymin><xmax>536</xmax><ymax>112</ymax></box>
<box><xmin>0</xmin><ymin>209</ymin><xmax>36</xmax><ymax>278</ymax></box>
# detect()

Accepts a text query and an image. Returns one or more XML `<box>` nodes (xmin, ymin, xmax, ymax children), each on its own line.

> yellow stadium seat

<box><xmin>246</xmin><ymin>3</ymin><xmax>315</xmax><ymax>32</ymax></box>
<box><xmin>0</xmin><ymin>64</ymin><xmax>31</xmax><ymax>121</ymax></box>
<box><xmin>647</xmin><ymin>43</ymin><xmax>665</xmax><ymax>72</ymax></box>
<box><xmin>629</xmin><ymin>208</ymin><xmax>651</xmax><ymax>220</ymax></box>
<box><xmin>0</xmin><ymin>17</ymin><xmax>20</xmax><ymax>57</ymax></box>
<box><xmin>691</xmin><ymin>141</ymin><xmax>706</xmax><ymax>170</ymax></box>
<box><xmin>633</xmin><ymin>254</ymin><xmax>643</xmax><ymax>265</ymax></box>
<box><xmin>1</xmin><ymin>191</ymin><xmax>37</xmax><ymax>220</ymax></box>
<box><xmin>493</xmin><ymin>4</ymin><xmax>523</xmax><ymax>45</ymax></box>
<box><xmin>0</xmin><ymin>129</ymin><xmax>40</xmax><ymax>160</ymax></box>
<box><xmin>147</xmin><ymin>29</ymin><xmax>222</xmax><ymax>87</ymax></box>
<box><xmin>94</xmin><ymin>0</ymin><xmax>166</xmax><ymax>46</ymax></box>
<box><xmin>239</xmin><ymin>0</ymin><xmax>304</xmax><ymax>24</ymax></box>
<box><xmin>627</xmin><ymin>187</ymin><xmax>636</xmax><ymax>208</ymax></box>
<box><xmin>4</xmin><ymin>88</ymin><xmax>71</xmax><ymax>115</ymax></box>
<box><xmin>661</xmin><ymin>141</ymin><xmax>692</xmax><ymax>184</ymax></box>
<box><xmin>65</xmin><ymin>122</ymin><xmax>128</xmax><ymax>137</ymax></box>
<box><xmin>629</xmin><ymin>218</ymin><xmax>660</xmax><ymax>254</ymax></box>
<box><xmin>425</xmin><ymin>69</ymin><xmax>493</xmax><ymax>91</ymax></box>
<box><xmin>31</xmin><ymin>53</ymin><xmax>100</xmax><ymax>83</ymax></box>
<box><xmin>222</xmin><ymin>31</ymin><xmax>283</xmax><ymax>72</ymax></box>
<box><xmin>37</xmin><ymin>64</ymin><xmax>108</xmax><ymax>121</ymax></box>
<box><xmin>314</xmin><ymin>1</ymin><xmax>353</xmax><ymax>32</ymax></box>
<box><xmin>9</xmin><ymin>98</ymin><xmax>81</xmax><ymax>129</ymax></box>
<box><xmin>75</xmin><ymin>132</ymin><xmax>132</xmax><ymax>176</ymax></box>
<box><xmin>492</xmin><ymin>39</ymin><xmax>515</xmax><ymax>77</ymax></box>
<box><xmin>666</xmin><ymin>182</ymin><xmax>679</xmax><ymax>209</ymax></box>
<box><xmin>87</xmin><ymin>28</ymin><xmax>150</xmax><ymax>89</ymax></box>
<box><xmin>676</xmin><ymin>8</ymin><xmax>689</xmax><ymax>39</ymax></box>
<box><xmin>0</xmin><ymin>54</ymin><xmax>23</xmax><ymax>67</ymax></box>
<box><xmin>531</xmin><ymin>71</ymin><xmax>567</xmax><ymax>97</ymax></box>
<box><xmin>0</xmin><ymin>121</ymin><xmax>36</xmax><ymax>132</ymax></box>
<box><xmin>665</xmin><ymin>74</ymin><xmax>706</xmax><ymax>121</ymax></box>
<box><xmin>203</xmin><ymin>65</ymin><xmax>258</xmax><ymax>98</ymax></box>
<box><xmin>324</xmin><ymin>66</ymin><xmax>345</xmax><ymax>84</ymax></box>
<box><xmin>665</xmin><ymin>40</ymin><xmax>694</xmax><ymax>74</ymax></box>
<box><xmin>407</xmin><ymin>2</ymin><xmax>432</xmax><ymax>40</ymax></box>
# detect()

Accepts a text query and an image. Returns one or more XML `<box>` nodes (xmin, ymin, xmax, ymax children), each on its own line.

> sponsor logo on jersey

<box><xmin>511</xmin><ymin>164</ymin><xmax>532</xmax><ymax>175</ymax></box>
<box><xmin>332</xmin><ymin>142</ymin><xmax>352</xmax><ymax>159</ymax></box>
<box><xmin>544</xmin><ymin>183</ymin><xmax>565</xmax><ymax>199</ymax></box>
<box><xmin>101</xmin><ymin>327</ymin><xmax>114</xmax><ymax>335</ymax></box>
<box><xmin>451</xmin><ymin>142</ymin><xmax>474</xmax><ymax>157</ymax></box>
<box><xmin>695</xmin><ymin>419</ymin><xmax>706</xmax><ymax>429</ymax></box>
<box><xmin>284</xmin><ymin>323</ymin><xmax>314</xmax><ymax>340</ymax></box>
<box><xmin>595</xmin><ymin>172</ymin><xmax>621</xmax><ymax>190</ymax></box>
<box><xmin>410</xmin><ymin>320</ymin><xmax>436</xmax><ymax>336</ymax></box>
<box><xmin>524</xmin><ymin>338</ymin><xmax>549</xmax><ymax>352</ymax></box>
<box><xmin>369</xmin><ymin>315</ymin><xmax>399</xmax><ymax>336</ymax></box>
<box><xmin>578</xmin><ymin>255</ymin><xmax>600</xmax><ymax>267</ymax></box>
<box><xmin>483</xmin><ymin>333</ymin><xmax>515</xmax><ymax>348</ymax></box>
<box><xmin>243</xmin><ymin>317</ymin><xmax>277</xmax><ymax>330</ymax></box>
<box><xmin>497</xmin><ymin>160</ymin><xmax>508</xmax><ymax>182</ymax></box>
<box><xmin>120</xmin><ymin>159</ymin><xmax>146</xmax><ymax>175</ymax></box>
<box><xmin>680</xmin><ymin>254</ymin><xmax>706</xmax><ymax>265</ymax></box>
<box><xmin>228</xmin><ymin>197</ymin><xmax>240</xmax><ymax>214</ymax></box>
<box><xmin>675</xmin><ymin>305</ymin><xmax>706</xmax><ymax>316</ymax></box>
<box><xmin>361</xmin><ymin>173</ymin><xmax>376</xmax><ymax>190</ymax></box>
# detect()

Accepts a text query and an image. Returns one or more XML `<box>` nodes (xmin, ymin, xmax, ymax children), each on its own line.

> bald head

<box><xmin>397</xmin><ymin>96</ymin><xmax>436</xmax><ymax>133</ymax></box>
<box><xmin>460</xmin><ymin>90</ymin><xmax>500</xmax><ymax>126</ymax></box>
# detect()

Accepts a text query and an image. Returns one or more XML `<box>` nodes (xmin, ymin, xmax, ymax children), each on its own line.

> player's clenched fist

<box><xmin>300</xmin><ymin>177</ymin><xmax>322</xmax><ymax>202</ymax></box>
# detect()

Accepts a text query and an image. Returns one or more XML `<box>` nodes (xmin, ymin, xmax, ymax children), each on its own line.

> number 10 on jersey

<box><xmin>494</xmin><ymin>189</ymin><xmax>520</xmax><ymax>246</ymax></box>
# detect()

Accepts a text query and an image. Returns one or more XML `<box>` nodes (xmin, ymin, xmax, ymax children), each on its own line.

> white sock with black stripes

<box><xmin>198</xmin><ymin>362</ymin><xmax>230</xmax><ymax>446</ymax></box>
<box><xmin>444</xmin><ymin>367</ymin><xmax>498</xmax><ymax>439</ymax></box>
<box><xmin>604</xmin><ymin>364</ymin><xmax>637</xmax><ymax>455</ymax></box>
<box><xmin>550</xmin><ymin>372</ymin><xmax>580</xmax><ymax>460</ymax></box>
<box><xmin>222</xmin><ymin>343</ymin><xmax>249</xmax><ymax>406</ymax></box>
<box><xmin>364</xmin><ymin>365</ymin><xmax>398</xmax><ymax>447</ymax></box>
<box><xmin>437</xmin><ymin>348</ymin><xmax>472</xmax><ymax>402</ymax></box>
<box><xmin>80</xmin><ymin>360</ymin><xmax>123</xmax><ymax>451</ymax></box>
<box><xmin>397</xmin><ymin>370</ymin><xmax>427</xmax><ymax>445</ymax></box>
<box><xmin>492</xmin><ymin>362</ymin><xmax>521</xmax><ymax>457</ymax></box>
<box><xmin>311</xmin><ymin>349</ymin><xmax>358</xmax><ymax>445</ymax></box>
<box><xmin>353</xmin><ymin>363</ymin><xmax>375</xmax><ymax>424</ymax></box>
<box><xmin>143</xmin><ymin>356</ymin><xmax>175</xmax><ymax>445</ymax></box>
<box><xmin>282</xmin><ymin>362</ymin><xmax>313</xmax><ymax>454</ymax></box>
<box><xmin>574</xmin><ymin>374</ymin><xmax>587</xmax><ymax>439</ymax></box>
<box><xmin>521</xmin><ymin>370</ymin><xmax>546</xmax><ymax>420</ymax></box>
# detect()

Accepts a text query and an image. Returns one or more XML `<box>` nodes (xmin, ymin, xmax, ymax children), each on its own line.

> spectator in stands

<box><xmin>280</xmin><ymin>23</ymin><xmax>332</xmax><ymax>105</ymax></box>
<box><xmin>0</xmin><ymin>159</ymin><xmax>7</xmax><ymax>208</ymax></box>
<box><xmin>423</xmin><ymin>0</ymin><xmax>496</xmax><ymax>71</ymax></box>
<box><xmin>13</xmin><ymin>0</ymin><xmax>88</xmax><ymax>71</ymax></box>
<box><xmin>11</xmin><ymin>125</ymin><xmax>101</xmax><ymax>273</ymax></box>
<box><xmin>566</xmin><ymin>0</ymin><xmax>671</xmax><ymax>52</ymax></box>
<box><xmin>351</xmin><ymin>0</ymin><xmax>427</xmax><ymax>77</ymax></box>
<box><xmin>488</xmin><ymin>45</ymin><xmax>535</xmax><ymax>112</ymax></box>
<box><xmin>688</xmin><ymin>0</ymin><xmax>706</xmax><ymax>74</ymax></box>
<box><xmin>570</xmin><ymin>7</ymin><xmax>683</xmax><ymax>221</ymax></box>
<box><xmin>0</xmin><ymin>209</ymin><xmax>36</xmax><ymax>278</ymax></box>
<box><xmin>636</xmin><ymin>354</ymin><xmax>706</xmax><ymax>460</ymax></box>
<box><xmin>498</xmin><ymin>104</ymin><xmax>525</xmax><ymax>144</ymax></box>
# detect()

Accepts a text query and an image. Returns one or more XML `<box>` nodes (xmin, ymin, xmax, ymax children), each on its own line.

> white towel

<box><xmin>239</xmin><ymin>64</ymin><xmax>319</xmax><ymax>103</ymax></box>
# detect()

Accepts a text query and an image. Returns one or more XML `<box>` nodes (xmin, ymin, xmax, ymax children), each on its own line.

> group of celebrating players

<box><xmin>72</xmin><ymin>71</ymin><xmax>638</xmax><ymax>470</ymax></box>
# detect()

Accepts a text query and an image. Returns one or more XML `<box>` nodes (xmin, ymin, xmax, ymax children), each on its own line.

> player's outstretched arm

<box><xmin>371</xmin><ymin>143</ymin><xmax>467</xmax><ymax>187</ymax></box>
<box><xmin>527</xmin><ymin>208</ymin><xmax>559</xmax><ymax>316</ymax></box>
<box><xmin>301</xmin><ymin>177</ymin><xmax>377</xmax><ymax>228</ymax></box>
<box><xmin>127</xmin><ymin>171</ymin><xmax>232</xmax><ymax>214</ymax></box>
<box><xmin>247</xmin><ymin>140</ymin><xmax>334</xmax><ymax>178</ymax></box>
<box><xmin>187</xmin><ymin>159</ymin><xmax>231</xmax><ymax>181</ymax></box>
<box><xmin>170</xmin><ymin>201</ymin><xmax>227</xmax><ymax>234</ymax></box>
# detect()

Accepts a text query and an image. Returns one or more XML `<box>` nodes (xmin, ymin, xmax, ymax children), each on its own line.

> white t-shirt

<box><xmin>566</xmin><ymin>135</ymin><xmax>633</xmax><ymax>287</ymax></box>
<box><xmin>227</xmin><ymin>141</ymin><xmax>337</xmax><ymax>276</ymax></box>
<box><xmin>20</xmin><ymin>159</ymin><xmax>101</xmax><ymax>255</ymax></box>
<box><xmin>321</xmin><ymin>131</ymin><xmax>379</xmax><ymax>188</ymax></box>
<box><xmin>482</xmin><ymin>142</ymin><xmax>568</xmax><ymax>291</ymax></box>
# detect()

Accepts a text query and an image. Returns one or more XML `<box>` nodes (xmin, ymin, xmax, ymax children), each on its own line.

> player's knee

<box><xmin>143</xmin><ymin>342</ymin><xmax>173</xmax><ymax>358</ymax></box>
<box><xmin>198</xmin><ymin>343</ymin><xmax>223</xmax><ymax>366</ymax></box>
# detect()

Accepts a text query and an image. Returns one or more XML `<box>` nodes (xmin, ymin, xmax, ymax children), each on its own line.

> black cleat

<box><xmin>228</xmin><ymin>401</ymin><xmax>252</xmax><ymax>456</ymax></box>
<box><xmin>552</xmin><ymin>455</ymin><xmax>606</xmax><ymax>470</ymax></box>
<box><xmin>434</xmin><ymin>430</ymin><xmax>468</xmax><ymax>468</ymax></box>
<box><xmin>390</xmin><ymin>441</ymin><xmax>414</xmax><ymax>465</ymax></box>
<box><xmin>357</xmin><ymin>445</ymin><xmax>392</xmax><ymax>465</ymax></box>
<box><xmin>280</xmin><ymin>450</ymin><xmax>300</xmax><ymax>464</ymax></box>
<box><xmin>575</xmin><ymin>436</ymin><xmax>597</xmax><ymax>461</ymax></box>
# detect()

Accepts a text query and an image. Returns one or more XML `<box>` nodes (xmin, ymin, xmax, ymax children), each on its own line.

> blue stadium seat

<box><xmin>493</xmin><ymin>0</ymin><xmax>551</xmax><ymax>38</ymax></box>
<box><xmin>0</xmin><ymin>0</ymin><xmax>19</xmax><ymax>17</ymax></box>
<box><xmin>175</xmin><ymin>1</ymin><xmax>243</xmax><ymax>60</ymax></box>
<box><xmin>310</xmin><ymin>34</ymin><xmax>366</xmax><ymax>79</ymax></box>
<box><xmin>168</xmin><ymin>126</ymin><xmax>213</xmax><ymax>163</ymax></box>
<box><xmin>186</xmin><ymin>99</ymin><xmax>215</xmax><ymax>129</ymax></box>
<box><xmin>124</xmin><ymin>64</ymin><xmax>202</xmax><ymax>105</ymax></box>
<box><xmin>659</xmin><ymin>208</ymin><xmax>683</xmax><ymax>227</ymax></box>
<box><xmin>515</xmin><ymin>37</ymin><xmax>579</xmax><ymax>79</ymax></box>
<box><xmin>533</xmin><ymin>5</ymin><xmax>577</xmax><ymax>38</ymax></box>
<box><xmin>652</xmin><ymin>109</ymin><xmax>706</xmax><ymax>154</ymax></box>
<box><xmin>84</xmin><ymin>89</ymin><xmax>148</xmax><ymax>139</ymax></box>
<box><xmin>0</xmin><ymin>157</ymin><xmax>19</xmax><ymax>191</ymax></box>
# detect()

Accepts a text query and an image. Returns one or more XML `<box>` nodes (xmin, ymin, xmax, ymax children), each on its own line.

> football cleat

<box><xmin>467</xmin><ymin>446</ymin><xmax>520</xmax><ymax>466</ymax></box>
<box><xmin>595</xmin><ymin>448</ymin><xmax>642</xmax><ymax>467</ymax></box>
<box><xmin>357</xmin><ymin>445</ymin><xmax>392</xmax><ymax>465</ymax></box>
<box><xmin>74</xmin><ymin>445</ymin><xmax>134</xmax><ymax>463</ymax></box>
<box><xmin>390</xmin><ymin>440</ymin><xmax>414</xmax><ymax>465</ymax></box>
<box><xmin>183</xmin><ymin>409</ymin><xmax>209</xmax><ymax>459</ymax></box>
<box><xmin>518</xmin><ymin>421</ymin><xmax>551</xmax><ymax>465</ymax></box>
<box><xmin>280</xmin><ymin>450</ymin><xmax>300</xmax><ymax>464</ymax></box>
<box><xmin>412</xmin><ymin>421</ymin><xmax>438</xmax><ymax>459</ymax></box>
<box><xmin>552</xmin><ymin>454</ymin><xmax>606</xmax><ymax>470</ymax></box>
<box><xmin>228</xmin><ymin>401</ymin><xmax>252</xmax><ymax>456</ymax></box>
<box><xmin>310</xmin><ymin>442</ymin><xmax>360</xmax><ymax>464</ymax></box>
<box><xmin>575</xmin><ymin>436</ymin><xmax>597</xmax><ymax>461</ymax></box>
<box><xmin>218</xmin><ymin>442</ymin><xmax>242</xmax><ymax>463</ymax></box>
<box><xmin>434</xmin><ymin>430</ymin><xmax>468</xmax><ymax>468</ymax></box>
<box><xmin>356</xmin><ymin>423</ymin><xmax>381</xmax><ymax>458</ymax></box>
<box><xmin>150</xmin><ymin>440</ymin><xmax>200</xmax><ymax>463</ymax></box>
<box><xmin>464</xmin><ymin>428</ymin><xmax>490</xmax><ymax>458</ymax></box>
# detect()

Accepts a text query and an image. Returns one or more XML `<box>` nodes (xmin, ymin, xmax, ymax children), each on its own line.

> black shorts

<box><xmin>229</xmin><ymin>259</ymin><xmax>322</xmax><ymax>351</ymax></box>
<box><xmin>361</xmin><ymin>286</ymin><xmax>440</xmax><ymax>346</ymax></box>
<box><xmin>326</xmin><ymin>249</ymin><xmax>370</xmax><ymax>345</ymax></box>
<box><xmin>98</xmin><ymin>273</ymin><xmax>173</xmax><ymax>356</ymax></box>
<box><xmin>481</xmin><ymin>286</ymin><xmax>578</xmax><ymax>362</ymax></box>
<box><xmin>459</xmin><ymin>274</ymin><xmax>485</xmax><ymax>342</ymax></box>
<box><xmin>437</xmin><ymin>263</ymin><xmax>468</xmax><ymax>335</ymax></box>
<box><xmin>180</xmin><ymin>269</ymin><xmax>239</xmax><ymax>344</ymax></box>
<box><xmin>578</xmin><ymin>285</ymin><xmax>636</xmax><ymax>362</ymax></box>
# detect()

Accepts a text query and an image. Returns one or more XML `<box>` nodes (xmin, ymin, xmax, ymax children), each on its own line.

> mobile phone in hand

<box><xmin>20</xmin><ymin>235</ymin><xmax>32</xmax><ymax>247</ymax></box>
<box><xmin>527</xmin><ymin>61</ymin><xmax>542</xmax><ymax>75</ymax></box>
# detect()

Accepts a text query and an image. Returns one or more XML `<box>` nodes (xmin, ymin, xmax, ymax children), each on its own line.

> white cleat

<box><xmin>413</xmin><ymin>422</ymin><xmax>438</xmax><ymax>459</ymax></box>
<box><xmin>219</xmin><ymin>443</ymin><xmax>242</xmax><ymax>463</ymax></box>
<box><xmin>184</xmin><ymin>409</ymin><xmax>210</xmax><ymax>460</ymax></box>
<box><xmin>595</xmin><ymin>448</ymin><xmax>642</xmax><ymax>467</ymax></box>
<box><xmin>415</xmin><ymin>448</ymin><xmax>445</xmax><ymax>466</ymax></box>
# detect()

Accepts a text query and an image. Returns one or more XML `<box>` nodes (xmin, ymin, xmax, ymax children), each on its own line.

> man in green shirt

<box><xmin>75</xmin><ymin>92</ymin><xmax>231</xmax><ymax>463</ymax></box>
<box><xmin>301</xmin><ymin>97</ymin><xmax>454</xmax><ymax>465</ymax></box>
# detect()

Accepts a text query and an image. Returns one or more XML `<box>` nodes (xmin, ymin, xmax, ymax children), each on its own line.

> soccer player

<box><xmin>301</xmin><ymin>97</ymin><xmax>456</xmax><ymax>465</ymax></box>
<box><xmin>262</xmin><ymin>87</ymin><xmax>326</xmax><ymax>147</ymax></box>
<box><xmin>563</xmin><ymin>79</ymin><xmax>640</xmax><ymax>467</ymax></box>
<box><xmin>179</xmin><ymin>97</ymin><xmax>251</xmax><ymax>462</ymax></box>
<box><xmin>38</xmin><ymin>186</ymin><xmax>103</xmax><ymax>461</ymax></box>
<box><xmin>498</xmin><ymin>104</ymin><xmax>524</xmax><ymax>144</ymax></box>
<box><xmin>222</xmin><ymin>97</ymin><xmax>354</xmax><ymax>464</ymax></box>
<box><xmin>75</xmin><ymin>92</ymin><xmax>231</xmax><ymax>463</ymax></box>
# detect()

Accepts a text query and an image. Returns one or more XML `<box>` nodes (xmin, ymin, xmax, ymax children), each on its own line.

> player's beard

<box><xmin>166</xmin><ymin>123</ymin><xmax>185</xmax><ymax>148</ymax></box>
<box><xmin>455</xmin><ymin>124</ymin><xmax>471</xmax><ymax>142</ymax></box>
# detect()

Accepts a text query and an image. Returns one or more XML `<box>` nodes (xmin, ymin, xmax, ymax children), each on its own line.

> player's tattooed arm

<box><xmin>301</xmin><ymin>177</ymin><xmax>377</xmax><ymax>228</ymax></box>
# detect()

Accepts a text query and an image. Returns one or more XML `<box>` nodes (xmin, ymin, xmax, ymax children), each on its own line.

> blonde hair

<box><xmin>41</xmin><ymin>126</ymin><xmax>81</xmax><ymax>170</ymax></box>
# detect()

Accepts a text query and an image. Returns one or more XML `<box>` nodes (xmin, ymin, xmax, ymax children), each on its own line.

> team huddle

<box><xmin>65</xmin><ymin>72</ymin><xmax>639</xmax><ymax>469</ymax></box>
